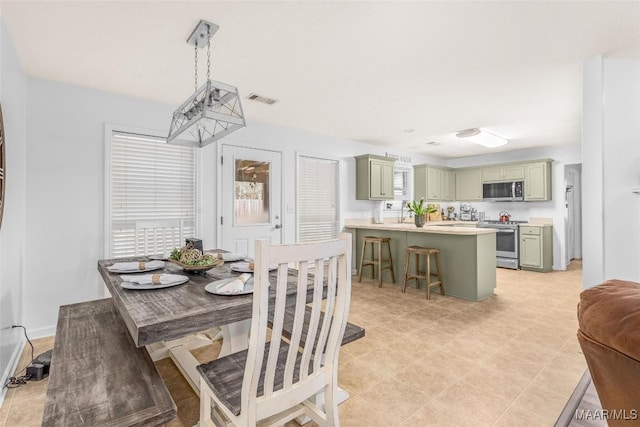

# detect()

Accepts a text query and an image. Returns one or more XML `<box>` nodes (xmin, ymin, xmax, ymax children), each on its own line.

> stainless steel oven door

<box><xmin>495</xmin><ymin>228</ymin><xmax>518</xmax><ymax>259</ymax></box>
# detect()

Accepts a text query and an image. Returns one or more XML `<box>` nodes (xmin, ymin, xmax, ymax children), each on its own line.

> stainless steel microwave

<box><xmin>483</xmin><ymin>181</ymin><xmax>524</xmax><ymax>202</ymax></box>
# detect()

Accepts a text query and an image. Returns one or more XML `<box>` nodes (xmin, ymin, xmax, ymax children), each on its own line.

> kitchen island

<box><xmin>345</xmin><ymin>222</ymin><xmax>496</xmax><ymax>301</ymax></box>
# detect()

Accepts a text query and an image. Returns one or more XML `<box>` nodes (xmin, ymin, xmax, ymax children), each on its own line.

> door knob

<box><xmin>274</xmin><ymin>224</ymin><xmax>282</xmax><ymax>229</ymax></box>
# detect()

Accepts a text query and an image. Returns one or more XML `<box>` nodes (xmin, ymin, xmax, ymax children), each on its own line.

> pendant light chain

<box><xmin>194</xmin><ymin>43</ymin><xmax>199</xmax><ymax>95</ymax></box>
<box><xmin>206</xmin><ymin>27</ymin><xmax>211</xmax><ymax>82</ymax></box>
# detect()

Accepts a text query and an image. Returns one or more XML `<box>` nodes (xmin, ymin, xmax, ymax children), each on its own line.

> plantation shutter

<box><xmin>298</xmin><ymin>156</ymin><xmax>340</xmax><ymax>243</ymax></box>
<box><xmin>109</xmin><ymin>131</ymin><xmax>196</xmax><ymax>257</ymax></box>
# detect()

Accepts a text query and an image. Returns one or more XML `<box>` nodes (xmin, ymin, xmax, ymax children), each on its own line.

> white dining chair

<box><xmin>134</xmin><ymin>219</ymin><xmax>184</xmax><ymax>256</ymax></box>
<box><xmin>197</xmin><ymin>233</ymin><xmax>352</xmax><ymax>426</ymax></box>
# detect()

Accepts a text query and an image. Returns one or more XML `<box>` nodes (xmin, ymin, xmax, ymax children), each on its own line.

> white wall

<box><xmin>447</xmin><ymin>144</ymin><xmax>581</xmax><ymax>270</ymax></box>
<box><xmin>24</xmin><ymin>78</ymin><xmax>174</xmax><ymax>336</ymax></box>
<box><xmin>582</xmin><ymin>56</ymin><xmax>605</xmax><ymax>287</ymax></box>
<box><xmin>0</xmin><ymin>18</ymin><xmax>28</xmax><ymax>401</ymax></box>
<box><xmin>582</xmin><ymin>56</ymin><xmax>640</xmax><ymax>288</ymax></box>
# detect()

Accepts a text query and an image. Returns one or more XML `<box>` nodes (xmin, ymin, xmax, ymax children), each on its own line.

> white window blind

<box><xmin>298</xmin><ymin>156</ymin><xmax>340</xmax><ymax>243</ymax></box>
<box><xmin>108</xmin><ymin>131</ymin><xmax>196</xmax><ymax>257</ymax></box>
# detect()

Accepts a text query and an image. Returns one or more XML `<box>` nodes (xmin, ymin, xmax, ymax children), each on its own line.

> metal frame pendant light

<box><xmin>168</xmin><ymin>20</ymin><xmax>246</xmax><ymax>148</ymax></box>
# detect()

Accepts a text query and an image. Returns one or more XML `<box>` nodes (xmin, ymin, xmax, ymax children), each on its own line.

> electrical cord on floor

<box><xmin>4</xmin><ymin>326</ymin><xmax>35</xmax><ymax>388</ymax></box>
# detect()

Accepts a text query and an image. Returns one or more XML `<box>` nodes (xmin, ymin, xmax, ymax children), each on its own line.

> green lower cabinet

<box><xmin>519</xmin><ymin>225</ymin><xmax>553</xmax><ymax>272</ymax></box>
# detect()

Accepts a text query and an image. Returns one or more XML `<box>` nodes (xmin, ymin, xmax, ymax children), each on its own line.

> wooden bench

<box><xmin>42</xmin><ymin>299</ymin><xmax>176</xmax><ymax>427</ymax></box>
<box><xmin>269</xmin><ymin>305</ymin><xmax>365</xmax><ymax>349</ymax></box>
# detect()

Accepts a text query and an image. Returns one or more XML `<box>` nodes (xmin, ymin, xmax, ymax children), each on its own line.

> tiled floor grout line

<box><xmin>489</xmin><ymin>297</ymin><xmax>582</xmax><ymax>426</ymax></box>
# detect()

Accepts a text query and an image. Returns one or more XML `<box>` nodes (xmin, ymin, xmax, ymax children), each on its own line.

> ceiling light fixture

<box><xmin>167</xmin><ymin>20</ymin><xmax>246</xmax><ymax>148</ymax></box>
<box><xmin>455</xmin><ymin>128</ymin><xmax>508</xmax><ymax>148</ymax></box>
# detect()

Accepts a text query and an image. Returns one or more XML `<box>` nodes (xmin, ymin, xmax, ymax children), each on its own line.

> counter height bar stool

<box><xmin>358</xmin><ymin>236</ymin><xmax>396</xmax><ymax>287</ymax></box>
<box><xmin>402</xmin><ymin>246</ymin><xmax>444</xmax><ymax>299</ymax></box>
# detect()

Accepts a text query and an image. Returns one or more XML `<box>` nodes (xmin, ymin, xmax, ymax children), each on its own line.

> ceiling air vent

<box><xmin>246</xmin><ymin>93</ymin><xmax>277</xmax><ymax>105</ymax></box>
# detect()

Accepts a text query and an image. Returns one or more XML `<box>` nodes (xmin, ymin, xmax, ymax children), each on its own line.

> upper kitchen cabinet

<box><xmin>414</xmin><ymin>164</ymin><xmax>454</xmax><ymax>201</ymax></box>
<box><xmin>481</xmin><ymin>164</ymin><xmax>525</xmax><ymax>183</ymax></box>
<box><xmin>454</xmin><ymin>168</ymin><xmax>483</xmax><ymax>201</ymax></box>
<box><xmin>355</xmin><ymin>154</ymin><xmax>396</xmax><ymax>200</ymax></box>
<box><xmin>524</xmin><ymin>160</ymin><xmax>552</xmax><ymax>201</ymax></box>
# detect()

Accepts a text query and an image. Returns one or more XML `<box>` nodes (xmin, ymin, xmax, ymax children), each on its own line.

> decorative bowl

<box><xmin>168</xmin><ymin>258</ymin><xmax>223</xmax><ymax>272</ymax></box>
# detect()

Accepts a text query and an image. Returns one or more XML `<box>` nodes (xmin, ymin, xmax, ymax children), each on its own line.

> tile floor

<box><xmin>0</xmin><ymin>261</ymin><xmax>586</xmax><ymax>426</ymax></box>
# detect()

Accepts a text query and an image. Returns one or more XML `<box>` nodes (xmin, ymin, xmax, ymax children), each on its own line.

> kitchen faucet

<box><xmin>399</xmin><ymin>200</ymin><xmax>412</xmax><ymax>223</ymax></box>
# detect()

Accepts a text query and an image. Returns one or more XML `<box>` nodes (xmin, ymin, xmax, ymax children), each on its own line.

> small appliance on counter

<box><xmin>499</xmin><ymin>211</ymin><xmax>511</xmax><ymax>222</ymax></box>
<box><xmin>446</xmin><ymin>206</ymin><xmax>456</xmax><ymax>220</ymax></box>
<box><xmin>460</xmin><ymin>203</ymin><xmax>472</xmax><ymax>221</ymax></box>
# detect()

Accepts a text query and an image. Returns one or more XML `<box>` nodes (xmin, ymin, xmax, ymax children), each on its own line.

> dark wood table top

<box><xmin>98</xmin><ymin>252</ymin><xmax>315</xmax><ymax>348</ymax></box>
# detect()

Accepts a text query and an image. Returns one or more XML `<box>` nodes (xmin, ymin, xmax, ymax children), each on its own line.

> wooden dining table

<box><xmin>97</xmin><ymin>251</ymin><xmax>346</xmax><ymax>397</ymax></box>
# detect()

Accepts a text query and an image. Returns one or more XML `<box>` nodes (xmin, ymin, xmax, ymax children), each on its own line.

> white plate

<box><xmin>230</xmin><ymin>262</ymin><xmax>277</xmax><ymax>273</ymax></box>
<box><xmin>219</xmin><ymin>252</ymin><xmax>247</xmax><ymax>262</ymax></box>
<box><xmin>120</xmin><ymin>274</ymin><xmax>189</xmax><ymax>290</ymax></box>
<box><xmin>205</xmin><ymin>277</ymin><xmax>255</xmax><ymax>296</ymax></box>
<box><xmin>108</xmin><ymin>260</ymin><xmax>165</xmax><ymax>273</ymax></box>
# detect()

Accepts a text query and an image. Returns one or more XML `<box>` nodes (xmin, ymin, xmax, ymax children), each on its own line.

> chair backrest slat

<box><xmin>284</xmin><ymin>261</ymin><xmax>310</xmax><ymax>387</ymax></box>
<box><xmin>315</xmin><ymin>254</ymin><xmax>338</xmax><ymax>372</ymax></box>
<box><xmin>263</xmin><ymin>263</ymin><xmax>288</xmax><ymax>397</ymax></box>
<box><xmin>300</xmin><ymin>258</ymin><xmax>325</xmax><ymax>378</ymax></box>
<box><xmin>324</xmin><ymin>250</ymin><xmax>349</xmax><ymax>370</ymax></box>
<box><xmin>241</xmin><ymin>239</ymin><xmax>270</xmax><ymax>424</ymax></box>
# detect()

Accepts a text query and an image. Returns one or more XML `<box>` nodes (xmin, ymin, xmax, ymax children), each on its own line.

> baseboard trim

<box><xmin>0</xmin><ymin>335</ymin><xmax>27</xmax><ymax>407</ymax></box>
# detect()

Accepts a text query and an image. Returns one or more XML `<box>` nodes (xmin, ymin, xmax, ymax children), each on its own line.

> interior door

<box><xmin>220</xmin><ymin>145</ymin><xmax>282</xmax><ymax>257</ymax></box>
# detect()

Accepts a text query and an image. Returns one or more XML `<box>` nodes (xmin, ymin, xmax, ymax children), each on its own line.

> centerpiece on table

<box><xmin>407</xmin><ymin>198</ymin><xmax>438</xmax><ymax>228</ymax></box>
<box><xmin>169</xmin><ymin>243</ymin><xmax>223</xmax><ymax>272</ymax></box>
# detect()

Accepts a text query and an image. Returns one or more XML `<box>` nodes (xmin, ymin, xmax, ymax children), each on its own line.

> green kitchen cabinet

<box><xmin>482</xmin><ymin>164</ymin><xmax>525</xmax><ymax>183</ymax></box>
<box><xmin>524</xmin><ymin>161</ymin><xmax>552</xmax><ymax>201</ymax></box>
<box><xmin>441</xmin><ymin>169</ymin><xmax>454</xmax><ymax>200</ymax></box>
<box><xmin>454</xmin><ymin>168</ymin><xmax>483</xmax><ymax>201</ymax></box>
<box><xmin>355</xmin><ymin>154</ymin><xmax>396</xmax><ymax>200</ymax></box>
<box><xmin>520</xmin><ymin>225</ymin><xmax>553</xmax><ymax>272</ymax></box>
<box><xmin>414</xmin><ymin>165</ymin><xmax>454</xmax><ymax>202</ymax></box>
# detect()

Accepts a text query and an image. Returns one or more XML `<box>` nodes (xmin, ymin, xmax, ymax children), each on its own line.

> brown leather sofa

<box><xmin>577</xmin><ymin>279</ymin><xmax>640</xmax><ymax>426</ymax></box>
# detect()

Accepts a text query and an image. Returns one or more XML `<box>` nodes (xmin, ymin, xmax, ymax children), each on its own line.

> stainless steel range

<box><xmin>477</xmin><ymin>220</ymin><xmax>527</xmax><ymax>269</ymax></box>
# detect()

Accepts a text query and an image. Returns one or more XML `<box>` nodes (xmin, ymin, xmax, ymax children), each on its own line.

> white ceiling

<box><xmin>2</xmin><ymin>1</ymin><xmax>639</xmax><ymax>158</ymax></box>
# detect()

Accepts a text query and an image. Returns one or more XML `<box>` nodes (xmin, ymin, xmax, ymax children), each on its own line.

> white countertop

<box><xmin>344</xmin><ymin>222</ymin><xmax>496</xmax><ymax>235</ymax></box>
